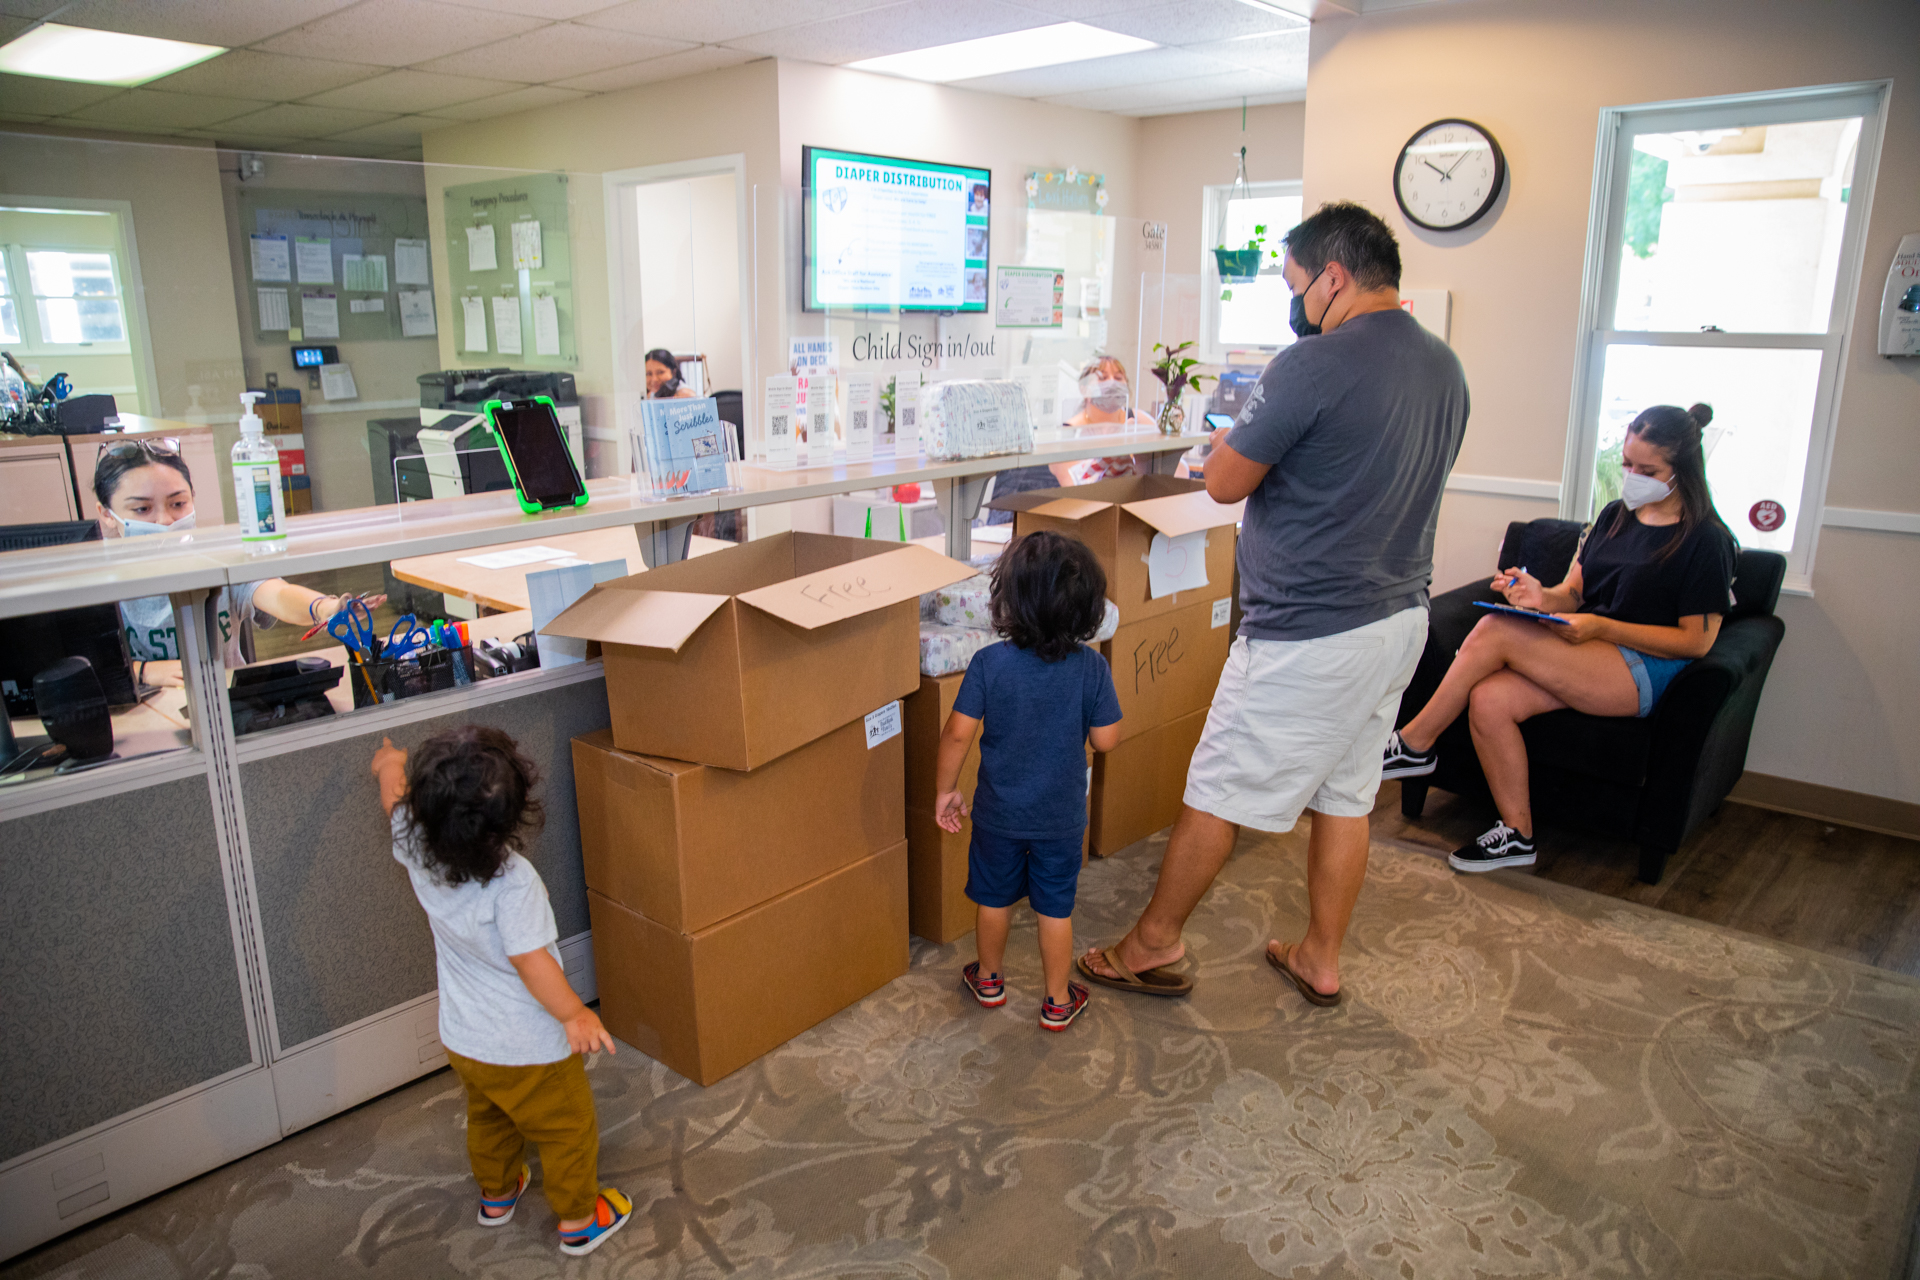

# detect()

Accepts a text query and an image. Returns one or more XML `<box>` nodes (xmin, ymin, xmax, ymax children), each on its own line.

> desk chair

<box><xmin>1396</xmin><ymin>517</ymin><xmax>1787</xmax><ymax>883</ymax></box>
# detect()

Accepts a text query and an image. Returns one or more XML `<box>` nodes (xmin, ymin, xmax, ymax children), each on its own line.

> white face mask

<box><xmin>1081</xmin><ymin>378</ymin><xmax>1128</xmax><ymax>413</ymax></box>
<box><xmin>110</xmin><ymin>509</ymin><xmax>195</xmax><ymax>537</ymax></box>
<box><xmin>1620</xmin><ymin>471</ymin><xmax>1674</xmax><ymax>511</ymax></box>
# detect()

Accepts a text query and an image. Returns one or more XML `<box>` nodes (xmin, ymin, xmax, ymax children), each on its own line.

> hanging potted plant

<box><xmin>1149</xmin><ymin>340</ymin><xmax>1211</xmax><ymax>436</ymax></box>
<box><xmin>1211</xmin><ymin>146</ymin><xmax>1279</xmax><ymax>299</ymax></box>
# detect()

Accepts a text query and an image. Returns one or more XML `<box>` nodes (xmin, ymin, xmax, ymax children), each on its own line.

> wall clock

<box><xmin>1393</xmin><ymin>118</ymin><xmax>1506</xmax><ymax>232</ymax></box>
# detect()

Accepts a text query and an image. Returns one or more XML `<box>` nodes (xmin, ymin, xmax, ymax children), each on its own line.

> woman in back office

<box><xmin>1380</xmin><ymin>403</ymin><xmax>1736</xmax><ymax>874</ymax></box>
<box><xmin>94</xmin><ymin>439</ymin><xmax>382</xmax><ymax>683</ymax></box>
<box><xmin>645</xmin><ymin>349</ymin><xmax>696</xmax><ymax>399</ymax></box>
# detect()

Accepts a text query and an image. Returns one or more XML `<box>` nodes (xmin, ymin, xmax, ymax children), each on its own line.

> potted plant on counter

<box><xmin>1148</xmin><ymin>341</ymin><xmax>1211</xmax><ymax>436</ymax></box>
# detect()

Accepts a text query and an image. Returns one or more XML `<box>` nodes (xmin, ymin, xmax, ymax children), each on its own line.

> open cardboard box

<box><xmin>590</xmin><ymin>840</ymin><xmax>909</xmax><ymax>1087</ymax></box>
<box><xmin>1090</xmin><ymin>704</ymin><xmax>1210</xmax><ymax>856</ymax></box>
<box><xmin>572</xmin><ymin>717</ymin><xmax>904</xmax><ymax>934</ymax></box>
<box><xmin>987</xmin><ymin>475</ymin><xmax>1243</xmax><ymax>625</ymax></box>
<box><xmin>544</xmin><ymin>532</ymin><xmax>973</xmax><ymax>770</ymax></box>
<box><xmin>1102</xmin><ymin>595</ymin><xmax>1233</xmax><ymax>744</ymax></box>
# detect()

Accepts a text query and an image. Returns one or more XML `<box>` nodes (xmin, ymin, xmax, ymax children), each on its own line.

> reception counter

<box><xmin>0</xmin><ymin>422</ymin><xmax>1211</xmax><ymax>1258</ymax></box>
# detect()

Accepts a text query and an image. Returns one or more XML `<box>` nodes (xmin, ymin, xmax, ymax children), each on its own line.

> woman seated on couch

<box><xmin>1380</xmin><ymin>403</ymin><xmax>1736</xmax><ymax>875</ymax></box>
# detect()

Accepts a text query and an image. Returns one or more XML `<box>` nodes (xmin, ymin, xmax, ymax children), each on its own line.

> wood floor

<box><xmin>1371</xmin><ymin>780</ymin><xmax>1920</xmax><ymax>980</ymax></box>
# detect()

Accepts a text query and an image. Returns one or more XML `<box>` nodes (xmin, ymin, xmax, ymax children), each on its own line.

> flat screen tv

<box><xmin>803</xmin><ymin>145</ymin><xmax>990</xmax><ymax>314</ymax></box>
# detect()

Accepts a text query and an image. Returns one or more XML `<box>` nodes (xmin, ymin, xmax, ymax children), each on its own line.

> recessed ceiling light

<box><xmin>0</xmin><ymin>23</ymin><xmax>225</xmax><ymax>88</ymax></box>
<box><xmin>847</xmin><ymin>22</ymin><xmax>1158</xmax><ymax>83</ymax></box>
<box><xmin>1231</xmin><ymin>0</ymin><xmax>1311</xmax><ymax>25</ymax></box>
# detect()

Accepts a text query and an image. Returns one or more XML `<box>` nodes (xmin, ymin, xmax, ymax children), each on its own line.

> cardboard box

<box><xmin>1089</xmin><ymin>705</ymin><xmax>1211</xmax><ymax>856</ymax></box>
<box><xmin>1102</xmin><ymin>595</ymin><xmax>1233</xmax><ymax>743</ymax></box>
<box><xmin>987</xmin><ymin>475</ymin><xmax>1242</xmax><ymax>624</ymax></box>
<box><xmin>906</xmin><ymin>807</ymin><xmax>1090</xmax><ymax>944</ymax></box>
<box><xmin>572</xmin><ymin>718</ymin><xmax>904</xmax><ymax>933</ymax></box>
<box><xmin>904</xmin><ymin>672</ymin><xmax>974</xmax><ymax>812</ymax></box>
<box><xmin>590</xmin><ymin>841</ymin><xmax>909</xmax><ymax>1086</ymax></box>
<box><xmin>544</xmin><ymin>532</ymin><xmax>972</xmax><ymax>769</ymax></box>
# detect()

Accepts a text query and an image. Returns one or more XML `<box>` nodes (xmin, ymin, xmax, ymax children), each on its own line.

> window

<box><xmin>0</xmin><ymin>206</ymin><xmax>133</xmax><ymax>355</ymax></box>
<box><xmin>1200</xmin><ymin>180</ymin><xmax>1301</xmax><ymax>364</ymax></box>
<box><xmin>0</xmin><ymin>254</ymin><xmax>19</xmax><ymax>343</ymax></box>
<box><xmin>1565</xmin><ymin>83</ymin><xmax>1888</xmax><ymax>589</ymax></box>
<box><xmin>25</xmin><ymin>249</ymin><xmax>126</xmax><ymax>345</ymax></box>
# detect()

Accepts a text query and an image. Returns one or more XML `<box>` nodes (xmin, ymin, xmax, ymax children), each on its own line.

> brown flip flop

<box><xmin>1266</xmin><ymin>944</ymin><xmax>1342</xmax><ymax>1007</ymax></box>
<box><xmin>1076</xmin><ymin>945</ymin><xmax>1193</xmax><ymax>998</ymax></box>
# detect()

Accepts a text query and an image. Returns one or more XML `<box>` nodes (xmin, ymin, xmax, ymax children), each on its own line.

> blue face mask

<box><xmin>1289</xmin><ymin>266</ymin><xmax>1335</xmax><ymax>338</ymax></box>
<box><xmin>109</xmin><ymin>508</ymin><xmax>194</xmax><ymax>537</ymax></box>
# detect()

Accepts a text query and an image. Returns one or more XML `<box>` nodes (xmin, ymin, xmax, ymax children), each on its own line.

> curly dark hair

<box><xmin>989</xmin><ymin>530</ymin><xmax>1108</xmax><ymax>663</ymax></box>
<box><xmin>402</xmin><ymin>725</ymin><xmax>544</xmax><ymax>886</ymax></box>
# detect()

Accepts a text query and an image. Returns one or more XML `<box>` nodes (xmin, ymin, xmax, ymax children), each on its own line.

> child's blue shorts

<box><xmin>966</xmin><ymin>825</ymin><xmax>1084</xmax><ymax>918</ymax></box>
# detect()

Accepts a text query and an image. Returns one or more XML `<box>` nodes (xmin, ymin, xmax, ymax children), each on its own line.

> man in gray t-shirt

<box><xmin>1082</xmin><ymin>201</ymin><xmax>1467</xmax><ymax>1006</ymax></box>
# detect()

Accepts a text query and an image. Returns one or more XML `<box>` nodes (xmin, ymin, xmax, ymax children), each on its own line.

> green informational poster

<box><xmin>442</xmin><ymin>172</ymin><xmax>576</xmax><ymax>369</ymax></box>
<box><xmin>237</xmin><ymin>188</ymin><xmax>435</xmax><ymax>344</ymax></box>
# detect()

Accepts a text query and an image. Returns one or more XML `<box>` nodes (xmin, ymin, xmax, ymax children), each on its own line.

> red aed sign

<box><xmin>1749</xmin><ymin>499</ymin><xmax>1785</xmax><ymax>533</ymax></box>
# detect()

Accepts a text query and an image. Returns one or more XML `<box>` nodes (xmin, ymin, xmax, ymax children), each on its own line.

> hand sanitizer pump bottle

<box><xmin>232</xmin><ymin>391</ymin><xmax>287</xmax><ymax>554</ymax></box>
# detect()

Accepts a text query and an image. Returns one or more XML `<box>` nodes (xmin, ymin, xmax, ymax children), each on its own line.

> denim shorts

<box><xmin>1618</xmin><ymin>646</ymin><xmax>1692</xmax><ymax>717</ymax></box>
<box><xmin>966</xmin><ymin>826</ymin><xmax>1084</xmax><ymax>918</ymax></box>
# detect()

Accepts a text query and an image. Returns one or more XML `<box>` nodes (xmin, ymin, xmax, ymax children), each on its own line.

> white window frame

<box><xmin>1561</xmin><ymin>81</ymin><xmax>1890</xmax><ymax>595</ymax></box>
<box><xmin>8</xmin><ymin>242</ymin><xmax>134</xmax><ymax>356</ymax></box>
<box><xmin>1199</xmin><ymin>178</ymin><xmax>1301</xmax><ymax>365</ymax></box>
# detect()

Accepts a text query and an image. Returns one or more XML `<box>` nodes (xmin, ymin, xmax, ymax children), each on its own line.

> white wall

<box><xmin>1304</xmin><ymin>0</ymin><xmax>1920</xmax><ymax>805</ymax></box>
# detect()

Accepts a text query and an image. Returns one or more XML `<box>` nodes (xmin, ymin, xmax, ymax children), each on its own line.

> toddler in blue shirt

<box><xmin>935</xmin><ymin>530</ymin><xmax>1123</xmax><ymax>1030</ymax></box>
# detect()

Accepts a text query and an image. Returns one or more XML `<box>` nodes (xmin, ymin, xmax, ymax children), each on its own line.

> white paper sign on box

<box><xmin>1145</xmin><ymin>529</ymin><xmax>1210</xmax><ymax>599</ymax></box>
<box><xmin>864</xmin><ymin>701</ymin><xmax>903</xmax><ymax>748</ymax></box>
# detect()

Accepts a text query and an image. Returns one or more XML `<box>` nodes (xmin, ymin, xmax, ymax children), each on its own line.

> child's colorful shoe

<box><xmin>1040</xmin><ymin>982</ymin><xmax>1090</xmax><ymax>1031</ymax></box>
<box><xmin>477</xmin><ymin>1163</ymin><xmax>530</xmax><ymax>1227</ymax></box>
<box><xmin>961</xmin><ymin>962</ymin><xmax>1006</xmax><ymax>1008</ymax></box>
<box><xmin>558</xmin><ymin>1188</ymin><xmax>633</xmax><ymax>1257</ymax></box>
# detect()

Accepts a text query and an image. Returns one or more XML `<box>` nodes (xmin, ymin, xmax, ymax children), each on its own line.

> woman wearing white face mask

<box><xmin>1379</xmin><ymin>403</ymin><xmax>1736</xmax><ymax>874</ymax></box>
<box><xmin>94</xmin><ymin>439</ymin><xmax>381</xmax><ymax>685</ymax></box>
<box><xmin>1052</xmin><ymin>355</ymin><xmax>1146</xmax><ymax>486</ymax></box>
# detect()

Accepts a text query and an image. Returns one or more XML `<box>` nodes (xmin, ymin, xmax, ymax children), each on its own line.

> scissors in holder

<box><xmin>384</xmin><ymin>614</ymin><xmax>432</xmax><ymax>659</ymax></box>
<box><xmin>327</xmin><ymin>598</ymin><xmax>376</xmax><ymax>655</ymax></box>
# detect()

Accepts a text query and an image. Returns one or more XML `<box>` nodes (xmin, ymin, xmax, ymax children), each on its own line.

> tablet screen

<box><xmin>492</xmin><ymin>401</ymin><xmax>580</xmax><ymax>506</ymax></box>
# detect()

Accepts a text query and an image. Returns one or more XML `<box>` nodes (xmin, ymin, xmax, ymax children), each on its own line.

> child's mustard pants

<box><xmin>445</xmin><ymin>1049</ymin><xmax>600</xmax><ymax>1221</ymax></box>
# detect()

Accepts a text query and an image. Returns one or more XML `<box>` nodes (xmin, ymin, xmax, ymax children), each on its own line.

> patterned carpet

<box><xmin>11</xmin><ymin>827</ymin><xmax>1920</xmax><ymax>1280</ymax></box>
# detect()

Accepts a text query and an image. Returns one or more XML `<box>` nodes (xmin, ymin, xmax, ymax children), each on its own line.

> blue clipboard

<box><xmin>1474</xmin><ymin>600</ymin><xmax>1569</xmax><ymax>624</ymax></box>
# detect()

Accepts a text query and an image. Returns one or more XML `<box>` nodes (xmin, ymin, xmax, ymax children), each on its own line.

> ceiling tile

<box><xmin>300</xmin><ymin>68</ymin><xmax>523</xmax><ymax>112</ymax></box>
<box><xmin>1113</xmin><ymin>87</ymin><xmax>1304</xmax><ymax>116</ymax></box>
<box><xmin>725</xmin><ymin>0</ymin><xmax>1056</xmax><ymax>65</ymax></box>
<box><xmin>994</xmin><ymin>0</ymin><xmax>1173</xmax><ymax>16</ymax></box>
<box><xmin>1041</xmin><ymin>67</ymin><xmax>1302</xmax><ymax>111</ymax></box>
<box><xmin>0</xmin><ymin>15</ymin><xmax>28</xmax><ymax>42</ymax></box>
<box><xmin>0</xmin><ymin>73</ymin><xmax>123</xmax><ymax>115</ymax></box>
<box><xmin>49</xmin><ymin>0</ymin><xmax>365</xmax><ymax>47</ymax></box>
<box><xmin>145</xmin><ymin>50</ymin><xmax>384</xmax><ymax>100</ymax></box>
<box><xmin>257</xmin><ymin>0</ymin><xmax>547</xmax><ymax>68</ymax></box>
<box><xmin>213</xmin><ymin>101</ymin><xmax>396</xmax><ymax>138</ymax></box>
<box><xmin>422</xmin><ymin>84</ymin><xmax>588</xmax><ymax>121</ymax></box>
<box><xmin>0</xmin><ymin>1</ymin><xmax>66</xmax><ymax>17</ymax></box>
<box><xmin>549</xmin><ymin>44</ymin><xmax>759</xmax><ymax>93</ymax></box>
<box><xmin>414</xmin><ymin>22</ymin><xmax>692</xmax><ymax>80</ymax></box>
<box><xmin>435</xmin><ymin>0</ymin><xmax>623</xmax><ymax>15</ymax></box>
<box><xmin>63</xmin><ymin>88</ymin><xmax>271</xmax><ymax>130</ymax></box>
<box><xmin>575</xmin><ymin>0</ymin><xmax>881</xmax><ymax>44</ymax></box>
<box><xmin>950</xmin><ymin>46</ymin><xmax>1240</xmax><ymax>97</ymax></box>
<box><xmin>322</xmin><ymin>113</ymin><xmax>452</xmax><ymax>145</ymax></box>
<box><xmin>1088</xmin><ymin>0</ymin><xmax>1305</xmax><ymax>47</ymax></box>
<box><xmin>179</xmin><ymin>128</ymin><xmax>304</xmax><ymax>149</ymax></box>
<box><xmin>1184</xmin><ymin>27</ymin><xmax>1310</xmax><ymax>70</ymax></box>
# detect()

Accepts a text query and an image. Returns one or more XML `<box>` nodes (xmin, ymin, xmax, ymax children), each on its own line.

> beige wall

<box><xmin>1136</xmin><ymin>101</ymin><xmax>1306</xmax><ymax>283</ymax></box>
<box><xmin>1305</xmin><ymin>0</ymin><xmax>1920</xmax><ymax>802</ymax></box>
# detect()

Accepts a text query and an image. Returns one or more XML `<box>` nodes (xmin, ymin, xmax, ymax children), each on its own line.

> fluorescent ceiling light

<box><xmin>1230</xmin><ymin>0</ymin><xmax>1311</xmax><ymax>26</ymax></box>
<box><xmin>0</xmin><ymin>23</ymin><xmax>225</xmax><ymax>87</ymax></box>
<box><xmin>847</xmin><ymin>22</ymin><xmax>1157</xmax><ymax>83</ymax></box>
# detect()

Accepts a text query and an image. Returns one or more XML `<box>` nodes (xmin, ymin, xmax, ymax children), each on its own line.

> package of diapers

<box><xmin>931</xmin><ymin>574</ymin><xmax>993</xmax><ymax>628</ymax></box>
<box><xmin>919</xmin><ymin>624</ymin><xmax>997</xmax><ymax>677</ymax></box>
<box><xmin>921</xmin><ymin>380</ymin><xmax>1034</xmax><ymax>461</ymax></box>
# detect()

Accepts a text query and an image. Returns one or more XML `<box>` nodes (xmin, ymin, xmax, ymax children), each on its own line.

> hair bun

<box><xmin>1687</xmin><ymin>402</ymin><xmax>1713</xmax><ymax>428</ymax></box>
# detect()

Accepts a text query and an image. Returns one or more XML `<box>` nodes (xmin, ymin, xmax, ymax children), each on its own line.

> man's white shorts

<box><xmin>1184</xmin><ymin>606</ymin><xmax>1428</xmax><ymax>832</ymax></box>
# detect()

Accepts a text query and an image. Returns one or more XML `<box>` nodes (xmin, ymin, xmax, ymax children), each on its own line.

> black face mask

<box><xmin>1289</xmin><ymin>266</ymin><xmax>1335</xmax><ymax>338</ymax></box>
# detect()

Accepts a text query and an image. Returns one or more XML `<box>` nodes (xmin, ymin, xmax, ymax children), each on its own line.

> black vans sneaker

<box><xmin>1381</xmin><ymin>730</ymin><xmax>1438</xmax><ymax>779</ymax></box>
<box><xmin>1449</xmin><ymin>822</ymin><xmax>1536</xmax><ymax>872</ymax></box>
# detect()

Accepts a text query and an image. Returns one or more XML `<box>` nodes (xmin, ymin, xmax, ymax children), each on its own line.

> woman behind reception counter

<box><xmin>93</xmin><ymin>439</ymin><xmax>381</xmax><ymax>684</ymax></box>
<box><xmin>644</xmin><ymin>349</ymin><xmax>697</xmax><ymax>399</ymax></box>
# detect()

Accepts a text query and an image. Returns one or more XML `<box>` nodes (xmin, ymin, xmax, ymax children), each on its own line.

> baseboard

<box><xmin>1728</xmin><ymin>772</ymin><xmax>1920</xmax><ymax>841</ymax></box>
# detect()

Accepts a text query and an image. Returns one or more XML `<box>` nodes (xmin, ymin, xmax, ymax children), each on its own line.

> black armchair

<box><xmin>1396</xmin><ymin>518</ymin><xmax>1787</xmax><ymax>883</ymax></box>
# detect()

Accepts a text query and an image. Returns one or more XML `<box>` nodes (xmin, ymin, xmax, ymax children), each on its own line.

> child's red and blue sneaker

<box><xmin>961</xmin><ymin>962</ymin><xmax>1006</xmax><ymax>1008</ymax></box>
<box><xmin>1040</xmin><ymin>982</ymin><xmax>1090</xmax><ymax>1031</ymax></box>
<box><xmin>558</xmin><ymin>1188</ymin><xmax>632</xmax><ymax>1257</ymax></box>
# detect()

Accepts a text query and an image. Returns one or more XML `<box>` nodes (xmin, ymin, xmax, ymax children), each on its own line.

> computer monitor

<box><xmin>0</xmin><ymin>520</ymin><xmax>138</xmax><ymax>714</ymax></box>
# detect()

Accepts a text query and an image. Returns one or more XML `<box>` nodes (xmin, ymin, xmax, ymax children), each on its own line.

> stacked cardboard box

<box><xmin>989</xmin><ymin>476</ymin><xmax>1243</xmax><ymax>856</ymax></box>
<box><xmin>255</xmin><ymin>394</ymin><xmax>313</xmax><ymax>514</ymax></box>
<box><xmin>549</xmin><ymin>533</ymin><xmax>970</xmax><ymax>1085</ymax></box>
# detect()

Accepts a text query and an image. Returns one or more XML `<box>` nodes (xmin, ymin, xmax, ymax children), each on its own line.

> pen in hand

<box><xmin>1501</xmin><ymin>566</ymin><xmax>1528</xmax><ymax>588</ymax></box>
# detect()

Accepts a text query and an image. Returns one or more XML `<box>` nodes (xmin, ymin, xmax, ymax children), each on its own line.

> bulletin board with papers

<box><xmin>441</xmin><ymin>171</ymin><xmax>577</xmax><ymax>368</ymax></box>
<box><xmin>238</xmin><ymin>188</ymin><xmax>437</xmax><ymax>344</ymax></box>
